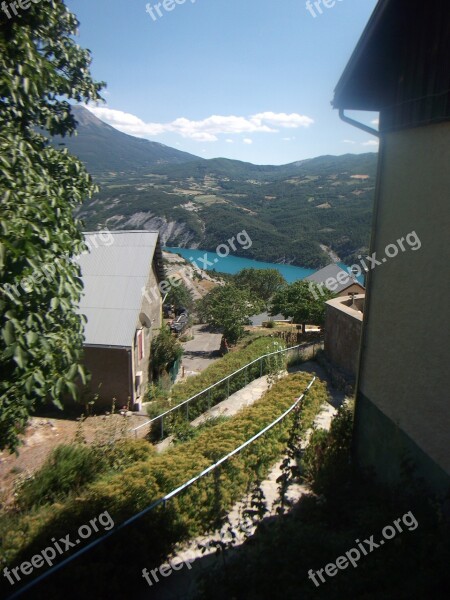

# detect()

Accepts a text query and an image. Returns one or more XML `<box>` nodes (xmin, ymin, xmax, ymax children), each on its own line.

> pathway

<box><xmin>176</xmin><ymin>324</ymin><xmax>222</xmax><ymax>380</ymax></box>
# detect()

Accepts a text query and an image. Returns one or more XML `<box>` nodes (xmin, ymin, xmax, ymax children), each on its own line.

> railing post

<box><xmin>161</xmin><ymin>415</ymin><xmax>164</xmax><ymax>440</ymax></box>
<box><xmin>245</xmin><ymin>367</ymin><xmax>247</xmax><ymax>386</ymax></box>
<box><xmin>186</xmin><ymin>401</ymin><xmax>189</xmax><ymax>421</ymax></box>
<box><xmin>260</xmin><ymin>358</ymin><xmax>263</xmax><ymax>377</ymax></box>
<box><xmin>227</xmin><ymin>377</ymin><xmax>230</xmax><ymax>398</ymax></box>
<box><xmin>208</xmin><ymin>388</ymin><xmax>211</xmax><ymax>409</ymax></box>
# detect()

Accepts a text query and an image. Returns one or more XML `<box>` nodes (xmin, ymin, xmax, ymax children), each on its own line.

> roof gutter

<box><xmin>339</xmin><ymin>109</ymin><xmax>380</xmax><ymax>138</ymax></box>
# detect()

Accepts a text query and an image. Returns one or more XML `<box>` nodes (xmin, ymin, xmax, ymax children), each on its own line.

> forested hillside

<box><xmin>60</xmin><ymin>108</ymin><xmax>378</xmax><ymax>268</ymax></box>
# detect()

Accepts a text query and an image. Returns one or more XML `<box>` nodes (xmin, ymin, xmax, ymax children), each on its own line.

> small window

<box><xmin>135</xmin><ymin>371</ymin><xmax>143</xmax><ymax>396</ymax></box>
<box><xmin>137</xmin><ymin>329</ymin><xmax>144</xmax><ymax>361</ymax></box>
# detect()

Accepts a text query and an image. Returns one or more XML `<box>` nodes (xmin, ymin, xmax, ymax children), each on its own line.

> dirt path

<box><xmin>176</xmin><ymin>324</ymin><xmax>223</xmax><ymax>380</ymax></box>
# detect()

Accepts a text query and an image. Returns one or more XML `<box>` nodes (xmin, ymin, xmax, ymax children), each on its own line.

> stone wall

<box><xmin>324</xmin><ymin>295</ymin><xmax>364</xmax><ymax>378</ymax></box>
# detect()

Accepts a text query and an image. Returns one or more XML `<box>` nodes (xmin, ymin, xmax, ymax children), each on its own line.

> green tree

<box><xmin>166</xmin><ymin>280</ymin><xmax>194</xmax><ymax>311</ymax></box>
<box><xmin>270</xmin><ymin>281</ymin><xmax>334</xmax><ymax>329</ymax></box>
<box><xmin>197</xmin><ymin>284</ymin><xmax>263</xmax><ymax>344</ymax></box>
<box><xmin>150</xmin><ymin>325</ymin><xmax>183</xmax><ymax>378</ymax></box>
<box><xmin>0</xmin><ymin>1</ymin><xmax>103</xmax><ymax>451</ymax></box>
<box><xmin>233</xmin><ymin>268</ymin><xmax>286</xmax><ymax>305</ymax></box>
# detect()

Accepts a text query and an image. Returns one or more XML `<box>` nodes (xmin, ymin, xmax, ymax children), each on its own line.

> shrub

<box><xmin>196</xmin><ymin>405</ymin><xmax>450</xmax><ymax>600</ymax></box>
<box><xmin>169</xmin><ymin>336</ymin><xmax>285</xmax><ymax>416</ymax></box>
<box><xmin>150</xmin><ymin>325</ymin><xmax>183</xmax><ymax>378</ymax></box>
<box><xmin>148</xmin><ymin>336</ymin><xmax>286</xmax><ymax>440</ymax></box>
<box><xmin>301</xmin><ymin>403</ymin><xmax>354</xmax><ymax>496</ymax></box>
<box><xmin>16</xmin><ymin>444</ymin><xmax>103</xmax><ymax>510</ymax></box>
<box><xmin>16</xmin><ymin>439</ymin><xmax>155</xmax><ymax>511</ymax></box>
<box><xmin>1</xmin><ymin>373</ymin><xmax>328</xmax><ymax>599</ymax></box>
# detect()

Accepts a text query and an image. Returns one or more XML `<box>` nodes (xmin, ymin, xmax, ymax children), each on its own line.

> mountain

<box><xmin>58</xmin><ymin>106</ymin><xmax>378</xmax><ymax>268</ymax></box>
<box><xmin>51</xmin><ymin>106</ymin><xmax>201</xmax><ymax>175</ymax></box>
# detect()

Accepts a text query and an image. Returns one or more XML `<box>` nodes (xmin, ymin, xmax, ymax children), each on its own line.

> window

<box><xmin>135</xmin><ymin>372</ymin><xmax>143</xmax><ymax>396</ymax></box>
<box><xmin>137</xmin><ymin>329</ymin><xmax>144</xmax><ymax>361</ymax></box>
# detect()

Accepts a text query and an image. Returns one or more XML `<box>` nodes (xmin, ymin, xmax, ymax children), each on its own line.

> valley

<box><xmin>64</xmin><ymin>107</ymin><xmax>378</xmax><ymax>268</ymax></box>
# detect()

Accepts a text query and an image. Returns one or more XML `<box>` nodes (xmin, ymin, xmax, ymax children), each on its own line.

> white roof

<box><xmin>76</xmin><ymin>231</ymin><xmax>161</xmax><ymax>347</ymax></box>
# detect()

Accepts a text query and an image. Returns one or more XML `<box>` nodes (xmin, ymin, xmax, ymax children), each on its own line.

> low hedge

<box><xmin>150</xmin><ymin>336</ymin><xmax>287</xmax><ymax>437</ymax></box>
<box><xmin>0</xmin><ymin>372</ymin><xmax>329</xmax><ymax>600</ymax></box>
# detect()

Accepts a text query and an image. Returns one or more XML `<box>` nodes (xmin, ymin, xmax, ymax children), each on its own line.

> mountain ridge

<box><xmin>58</xmin><ymin>106</ymin><xmax>378</xmax><ymax>269</ymax></box>
<box><xmin>51</xmin><ymin>105</ymin><xmax>202</xmax><ymax>174</ymax></box>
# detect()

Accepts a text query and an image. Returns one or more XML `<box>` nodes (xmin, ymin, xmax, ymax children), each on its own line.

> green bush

<box><xmin>16</xmin><ymin>439</ymin><xmax>155</xmax><ymax>511</ymax></box>
<box><xmin>1</xmin><ymin>372</ymin><xmax>328</xmax><ymax>599</ymax></box>
<box><xmin>301</xmin><ymin>403</ymin><xmax>354</xmax><ymax>496</ymax></box>
<box><xmin>16</xmin><ymin>444</ymin><xmax>104</xmax><ymax>510</ymax></box>
<box><xmin>150</xmin><ymin>326</ymin><xmax>183</xmax><ymax>379</ymax></box>
<box><xmin>167</xmin><ymin>336</ymin><xmax>286</xmax><ymax>421</ymax></box>
<box><xmin>196</xmin><ymin>405</ymin><xmax>450</xmax><ymax>600</ymax></box>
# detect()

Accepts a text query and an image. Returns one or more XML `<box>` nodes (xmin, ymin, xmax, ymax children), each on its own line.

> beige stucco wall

<box><xmin>355</xmin><ymin>121</ymin><xmax>450</xmax><ymax>486</ymax></box>
<box><xmin>132</xmin><ymin>263</ymin><xmax>163</xmax><ymax>406</ymax></box>
<box><xmin>325</xmin><ymin>295</ymin><xmax>364</xmax><ymax>377</ymax></box>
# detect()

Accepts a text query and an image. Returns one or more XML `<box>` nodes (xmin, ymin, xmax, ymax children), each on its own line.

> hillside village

<box><xmin>0</xmin><ymin>1</ymin><xmax>449</xmax><ymax>599</ymax></box>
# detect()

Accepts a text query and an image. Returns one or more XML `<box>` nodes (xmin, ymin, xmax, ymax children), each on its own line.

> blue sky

<box><xmin>67</xmin><ymin>0</ymin><xmax>379</xmax><ymax>165</ymax></box>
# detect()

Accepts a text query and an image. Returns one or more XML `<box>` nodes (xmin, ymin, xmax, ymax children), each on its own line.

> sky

<box><xmin>66</xmin><ymin>0</ymin><xmax>380</xmax><ymax>165</ymax></box>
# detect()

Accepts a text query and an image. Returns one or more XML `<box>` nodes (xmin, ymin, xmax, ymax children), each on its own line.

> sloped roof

<box><xmin>76</xmin><ymin>231</ymin><xmax>162</xmax><ymax>347</ymax></box>
<box><xmin>332</xmin><ymin>0</ymin><xmax>450</xmax><ymax>123</ymax></box>
<box><xmin>305</xmin><ymin>264</ymin><xmax>363</xmax><ymax>294</ymax></box>
<box><xmin>250</xmin><ymin>312</ymin><xmax>290</xmax><ymax>327</ymax></box>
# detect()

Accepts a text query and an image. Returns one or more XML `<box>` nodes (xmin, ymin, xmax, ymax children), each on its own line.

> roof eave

<box><xmin>332</xmin><ymin>0</ymin><xmax>391</xmax><ymax>110</ymax></box>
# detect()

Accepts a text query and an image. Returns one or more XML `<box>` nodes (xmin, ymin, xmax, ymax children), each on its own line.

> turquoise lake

<box><xmin>164</xmin><ymin>247</ymin><xmax>316</xmax><ymax>283</ymax></box>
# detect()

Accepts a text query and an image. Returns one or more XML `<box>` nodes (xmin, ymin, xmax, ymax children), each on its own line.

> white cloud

<box><xmin>225</xmin><ymin>139</ymin><xmax>234</xmax><ymax>144</ymax></box>
<box><xmin>84</xmin><ymin>106</ymin><xmax>314</xmax><ymax>143</ymax></box>
<box><xmin>250</xmin><ymin>112</ymin><xmax>312</xmax><ymax>129</ymax></box>
<box><xmin>342</xmin><ymin>139</ymin><xmax>356</xmax><ymax>144</ymax></box>
<box><xmin>371</xmin><ymin>118</ymin><xmax>379</xmax><ymax>126</ymax></box>
<box><xmin>243</xmin><ymin>138</ymin><xmax>253</xmax><ymax>145</ymax></box>
<box><xmin>362</xmin><ymin>139</ymin><xmax>379</xmax><ymax>147</ymax></box>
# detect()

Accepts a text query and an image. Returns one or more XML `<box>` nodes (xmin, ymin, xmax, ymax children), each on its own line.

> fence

<box><xmin>132</xmin><ymin>341</ymin><xmax>322</xmax><ymax>440</ymax></box>
<box><xmin>7</xmin><ymin>376</ymin><xmax>316</xmax><ymax>600</ymax></box>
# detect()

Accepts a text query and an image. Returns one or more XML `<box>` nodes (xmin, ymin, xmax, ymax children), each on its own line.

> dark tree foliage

<box><xmin>270</xmin><ymin>280</ymin><xmax>334</xmax><ymax>326</ymax></box>
<box><xmin>233</xmin><ymin>268</ymin><xmax>286</xmax><ymax>304</ymax></box>
<box><xmin>166</xmin><ymin>280</ymin><xmax>194</xmax><ymax>311</ymax></box>
<box><xmin>197</xmin><ymin>284</ymin><xmax>263</xmax><ymax>343</ymax></box>
<box><xmin>0</xmin><ymin>1</ymin><xmax>104</xmax><ymax>451</ymax></box>
<box><xmin>150</xmin><ymin>325</ymin><xmax>183</xmax><ymax>378</ymax></box>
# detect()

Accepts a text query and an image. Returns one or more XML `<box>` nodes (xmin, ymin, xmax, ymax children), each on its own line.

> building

<box><xmin>305</xmin><ymin>263</ymin><xmax>365</xmax><ymax>297</ymax></box>
<box><xmin>76</xmin><ymin>231</ymin><xmax>165</xmax><ymax>410</ymax></box>
<box><xmin>324</xmin><ymin>294</ymin><xmax>364</xmax><ymax>380</ymax></box>
<box><xmin>333</xmin><ymin>0</ymin><xmax>450</xmax><ymax>495</ymax></box>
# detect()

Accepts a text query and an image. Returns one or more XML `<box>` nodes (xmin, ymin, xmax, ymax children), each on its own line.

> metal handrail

<box><xmin>131</xmin><ymin>342</ymin><xmax>308</xmax><ymax>436</ymax></box>
<box><xmin>8</xmin><ymin>376</ymin><xmax>316</xmax><ymax>600</ymax></box>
